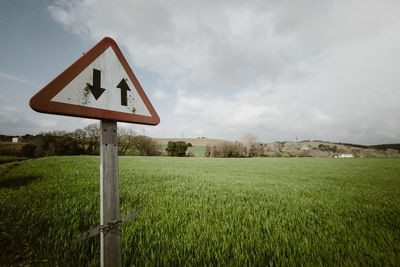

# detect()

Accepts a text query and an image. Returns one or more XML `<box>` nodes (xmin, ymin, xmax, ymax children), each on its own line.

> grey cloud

<box><xmin>47</xmin><ymin>0</ymin><xmax>400</xmax><ymax>144</ymax></box>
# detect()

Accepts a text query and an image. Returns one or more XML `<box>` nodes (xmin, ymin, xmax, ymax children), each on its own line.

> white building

<box><xmin>338</xmin><ymin>153</ymin><xmax>354</xmax><ymax>158</ymax></box>
<box><xmin>300</xmin><ymin>145</ymin><xmax>310</xmax><ymax>151</ymax></box>
<box><xmin>12</xmin><ymin>137</ymin><xmax>19</xmax><ymax>143</ymax></box>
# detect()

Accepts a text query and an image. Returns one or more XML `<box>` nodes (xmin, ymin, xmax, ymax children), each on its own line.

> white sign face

<box><xmin>51</xmin><ymin>47</ymin><xmax>151</xmax><ymax>116</ymax></box>
<box><xmin>30</xmin><ymin>37</ymin><xmax>159</xmax><ymax>125</ymax></box>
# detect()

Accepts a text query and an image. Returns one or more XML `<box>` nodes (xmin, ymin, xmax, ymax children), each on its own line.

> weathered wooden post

<box><xmin>100</xmin><ymin>120</ymin><xmax>121</xmax><ymax>267</ymax></box>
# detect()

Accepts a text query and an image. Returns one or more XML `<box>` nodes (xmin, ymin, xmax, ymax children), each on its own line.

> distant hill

<box><xmin>265</xmin><ymin>140</ymin><xmax>399</xmax><ymax>158</ymax></box>
<box><xmin>154</xmin><ymin>138</ymin><xmax>231</xmax><ymax>147</ymax></box>
<box><xmin>369</xmin><ymin>144</ymin><xmax>400</xmax><ymax>151</ymax></box>
<box><xmin>153</xmin><ymin>138</ymin><xmax>399</xmax><ymax>157</ymax></box>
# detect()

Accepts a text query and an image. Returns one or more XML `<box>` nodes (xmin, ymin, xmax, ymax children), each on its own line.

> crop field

<box><xmin>0</xmin><ymin>157</ymin><xmax>399</xmax><ymax>266</ymax></box>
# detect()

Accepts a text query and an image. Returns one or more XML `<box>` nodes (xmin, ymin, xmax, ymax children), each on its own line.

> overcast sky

<box><xmin>1</xmin><ymin>0</ymin><xmax>399</xmax><ymax>145</ymax></box>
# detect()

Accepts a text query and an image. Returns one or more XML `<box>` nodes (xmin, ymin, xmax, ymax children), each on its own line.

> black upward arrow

<box><xmin>117</xmin><ymin>78</ymin><xmax>131</xmax><ymax>106</ymax></box>
<box><xmin>88</xmin><ymin>69</ymin><xmax>106</xmax><ymax>100</ymax></box>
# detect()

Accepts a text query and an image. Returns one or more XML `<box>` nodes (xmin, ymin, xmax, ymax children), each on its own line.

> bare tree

<box><xmin>39</xmin><ymin>130</ymin><xmax>67</xmax><ymax>136</ymax></box>
<box><xmin>205</xmin><ymin>145</ymin><xmax>211</xmax><ymax>157</ymax></box>
<box><xmin>71</xmin><ymin>128</ymin><xmax>87</xmax><ymax>152</ymax></box>
<box><xmin>361</xmin><ymin>149</ymin><xmax>378</xmax><ymax>158</ymax></box>
<box><xmin>299</xmin><ymin>145</ymin><xmax>312</xmax><ymax>157</ymax></box>
<box><xmin>84</xmin><ymin>123</ymin><xmax>100</xmax><ymax>155</ymax></box>
<box><xmin>386</xmin><ymin>148</ymin><xmax>399</xmax><ymax>157</ymax></box>
<box><xmin>205</xmin><ymin>142</ymin><xmax>246</xmax><ymax>158</ymax></box>
<box><xmin>249</xmin><ymin>143</ymin><xmax>265</xmax><ymax>157</ymax></box>
<box><xmin>132</xmin><ymin>136</ymin><xmax>161</xmax><ymax>156</ymax></box>
<box><xmin>240</xmin><ymin>132</ymin><xmax>257</xmax><ymax>156</ymax></box>
<box><xmin>118</xmin><ymin>128</ymin><xmax>136</xmax><ymax>155</ymax></box>
<box><xmin>265</xmin><ymin>142</ymin><xmax>282</xmax><ymax>157</ymax></box>
<box><xmin>311</xmin><ymin>149</ymin><xmax>333</xmax><ymax>158</ymax></box>
<box><xmin>284</xmin><ymin>142</ymin><xmax>300</xmax><ymax>157</ymax></box>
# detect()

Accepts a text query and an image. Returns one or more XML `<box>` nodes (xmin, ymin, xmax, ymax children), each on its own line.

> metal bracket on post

<box><xmin>76</xmin><ymin>211</ymin><xmax>139</xmax><ymax>243</ymax></box>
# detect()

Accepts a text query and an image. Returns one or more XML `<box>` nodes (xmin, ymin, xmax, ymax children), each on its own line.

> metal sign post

<box><xmin>100</xmin><ymin>120</ymin><xmax>121</xmax><ymax>267</ymax></box>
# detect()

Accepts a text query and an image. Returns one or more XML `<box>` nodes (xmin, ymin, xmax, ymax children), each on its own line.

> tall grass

<box><xmin>0</xmin><ymin>157</ymin><xmax>399</xmax><ymax>266</ymax></box>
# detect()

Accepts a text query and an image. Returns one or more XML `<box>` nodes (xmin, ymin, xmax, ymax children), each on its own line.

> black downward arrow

<box><xmin>88</xmin><ymin>69</ymin><xmax>106</xmax><ymax>100</ymax></box>
<box><xmin>117</xmin><ymin>79</ymin><xmax>131</xmax><ymax>106</ymax></box>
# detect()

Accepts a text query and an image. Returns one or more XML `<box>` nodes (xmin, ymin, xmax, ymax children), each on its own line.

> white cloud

<box><xmin>0</xmin><ymin>105</ymin><xmax>21</xmax><ymax>124</ymax></box>
<box><xmin>37</xmin><ymin>119</ymin><xmax>58</xmax><ymax>129</ymax></box>
<box><xmin>171</xmin><ymin>84</ymin><xmax>337</xmax><ymax>142</ymax></box>
<box><xmin>0</xmin><ymin>103</ymin><xmax>36</xmax><ymax>135</ymax></box>
<box><xmin>153</xmin><ymin>89</ymin><xmax>168</xmax><ymax>100</ymax></box>
<box><xmin>47</xmin><ymin>0</ymin><xmax>400</xmax><ymax>144</ymax></box>
<box><xmin>0</xmin><ymin>72</ymin><xmax>32</xmax><ymax>84</ymax></box>
<box><xmin>0</xmin><ymin>91</ymin><xmax>98</xmax><ymax>135</ymax></box>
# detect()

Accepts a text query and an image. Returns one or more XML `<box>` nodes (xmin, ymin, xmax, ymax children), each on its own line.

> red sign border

<box><xmin>29</xmin><ymin>37</ymin><xmax>160</xmax><ymax>125</ymax></box>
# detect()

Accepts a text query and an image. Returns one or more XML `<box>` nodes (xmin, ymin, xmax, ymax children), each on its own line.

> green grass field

<box><xmin>0</xmin><ymin>156</ymin><xmax>28</xmax><ymax>164</ymax></box>
<box><xmin>0</xmin><ymin>157</ymin><xmax>399</xmax><ymax>266</ymax></box>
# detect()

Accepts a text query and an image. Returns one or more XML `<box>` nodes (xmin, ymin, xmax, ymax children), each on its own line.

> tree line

<box><xmin>205</xmin><ymin>133</ymin><xmax>265</xmax><ymax>158</ymax></box>
<box><xmin>2</xmin><ymin>130</ymin><xmax>398</xmax><ymax>159</ymax></box>
<box><xmin>1</xmin><ymin>126</ymin><xmax>196</xmax><ymax>158</ymax></box>
<box><xmin>1</xmin><ymin>124</ymin><xmax>161</xmax><ymax>158</ymax></box>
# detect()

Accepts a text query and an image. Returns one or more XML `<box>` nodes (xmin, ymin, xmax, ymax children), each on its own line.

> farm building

<box><xmin>300</xmin><ymin>145</ymin><xmax>310</xmax><ymax>151</ymax></box>
<box><xmin>12</xmin><ymin>137</ymin><xmax>19</xmax><ymax>143</ymax></box>
<box><xmin>338</xmin><ymin>153</ymin><xmax>354</xmax><ymax>158</ymax></box>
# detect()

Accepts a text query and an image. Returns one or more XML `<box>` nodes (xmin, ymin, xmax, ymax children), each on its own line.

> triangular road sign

<box><xmin>30</xmin><ymin>37</ymin><xmax>160</xmax><ymax>125</ymax></box>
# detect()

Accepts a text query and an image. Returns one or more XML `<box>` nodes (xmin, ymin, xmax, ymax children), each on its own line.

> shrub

<box><xmin>361</xmin><ymin>149</ymin><xmax>379</xmax><ymax>158</ymax></box>
<box><xmin>284</xmin><ymin>142</ymin><xmax>300</xmax><ymax>157</ymax></box>
<box><xmin>265</xmin><ymin>142</ymin><xmax>282</xmax><ymax>157</ymax></box>
<box><xmin>166</xmin><ymin>141</ymin><xmax>189</xmax><ymax>157</ymax></box>
<box><xmin>33</xmin><ymin>134</ymin><xmax>84</xmax><ymax>156</ymax></box>
<box><xmin>21</xmin><ymin>144</ymin><xmax>37</xmax><ymax>158</ymax></box>
<box><xmin>318</xmin><ymin>144</ymin><xmax>337</xmax><ymax>152</ymax></box>
<box><xmin>311</xmin><ymin>149</ymin><xmax>333</xmax><ymax>158</ymax></box>
<box><xmin>205</xmin><ymin>145</ymin><xmax>211</xmax><ymax>157</ymax></box>
<box><xmin>206</xmin><ymin>142</ymin><xmax>246</xmax><ymax>158</ymax></box>
<box><xmin>133</xmin><ymin>136</ymin><xmax>161</xmax><ymax>156</ymax></box>
<box><xmin>386</xmin><ymin>148</ymin><xmax>399</xmax><ymax>157</ymax></box>
<box><xmin>248</xmin><ymin>143</ymin><xmax>265</xmax><ymax>157</ymax></box>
